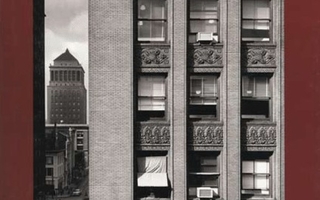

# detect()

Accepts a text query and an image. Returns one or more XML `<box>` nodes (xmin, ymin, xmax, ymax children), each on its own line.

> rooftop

<box><xmin>54</xmin><ymin>48</ymin><xmax>80</xmax><ymax>64</ymax></box>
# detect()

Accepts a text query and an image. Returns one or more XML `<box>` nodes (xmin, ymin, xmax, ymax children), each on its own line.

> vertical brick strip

<box><xmin>89</xmin><ymin>0</ymin><xmax>133</xmax><ymax>199</ymax></box>
<box><xmin>226</xmin><ymin>0</ymin><xmax>241</xmax><ymax>199</ymax></box>
<box><xmin>172</xmin><ymin>0</ymin><xmax>187</xmax><ymax>199</ymax></box>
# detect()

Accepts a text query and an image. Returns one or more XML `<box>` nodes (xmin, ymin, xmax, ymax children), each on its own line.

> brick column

<box><xmin>226</xmin><ymin>0</ymin><xmax>241</xmax><ymax>199</ymax></box>
<box><xmin>89</xmin><ymin>0</ymin><xmax>134</xmax><ymax>199</ymax></box>
<box><xmin>172</xmin><ymin>0</ymin><xmax>188</xmax><ymax>199</ymax></box>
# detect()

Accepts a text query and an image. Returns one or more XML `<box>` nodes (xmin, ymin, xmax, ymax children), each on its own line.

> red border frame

<box><xmin>0</xmin><ymin>1</ymin><xmax>33</xmax><ymax>199</ymax></box>
<box><xmin>1</xmin><ymin>0</ymin><xmax>320</xmax><ymax>199</ymax></box>
<box><xmin>285</xmin><ymin>0</ymin><xmax>320</xmax><ymax>199</ymax></box>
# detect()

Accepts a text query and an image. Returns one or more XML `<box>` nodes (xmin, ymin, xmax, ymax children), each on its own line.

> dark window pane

<box><xmin>241</xmin><ymin>99</ymin><xmax>269</xmax><ymax>119</ymax></box>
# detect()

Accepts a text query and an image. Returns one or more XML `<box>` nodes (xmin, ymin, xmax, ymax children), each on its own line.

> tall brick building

<box><xmin>47</xmin><ymin>49</ymin><xmax>87</xmax><ymax>124</ymax></box>
<box><xmin>89</xmin><ymin>0</ymin><xmax>284</xmax><ymax>200</ymax></box>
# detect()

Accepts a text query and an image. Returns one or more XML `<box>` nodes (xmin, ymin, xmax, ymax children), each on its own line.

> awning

<box><xmin>137</xmin><ymin>172</ymin><xmax>168</xmax><ymax>187</ymax></box>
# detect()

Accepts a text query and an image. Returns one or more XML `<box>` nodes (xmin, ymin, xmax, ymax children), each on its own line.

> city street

<box><xmin>47</xmin><ymin>175</ymin><xmax>88</xmax><ymax>200</ymax></box>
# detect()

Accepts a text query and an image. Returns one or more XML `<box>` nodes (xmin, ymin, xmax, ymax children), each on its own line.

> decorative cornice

<box><xmin>242</xmin><ymin>146</ymin><xmax>276</xmax><ymax>152</ymax></box>
<box><xmin>242</xmin><ymin>67</ymin><xmax>275</xmax><ymax>73</ymax></box>
<box><xmin>242</xmin><ymin>122</ymin><xmax>277</xmax><ymax>147</ymax></box>
<box><xmin>188</xmin><ymin>122</ymin><xmax>223</xmax><ymax>146</ymax></box>
<box><xmin>137</xmin><ymin>68</ymin><xmax>170</xmax><ymax>73</ymax></box>
<box><xmin>188</xmin><ymin>145</ymin><xmax>223</xmax><ymax>151</ymax></box>
<box><xmin>189</xmin><ymin>67</ymin><xmax>223</xmax><ymax>73</ymax></box>
<box><xmin>136</xmin><ymin>145</ymin><xmax>170</xmax><ymax>151</ymax></box>
<box><xmin>188</xmin><ymin>46</ymin><xmax>223</xmax><ymax>67</ymax></box>
<box><xmin>136</xmin><ymin>123</ymin><xmax>170</xmax><ymax>149</ymax></box>
<box><xmin>135</xmin><ymin>46</ymin><xmax>170</xmax><ymax>67</ymax></box>
<box><xmin>242</xmin><ymin>46</ymin><xmax>276</xmax><ymax>67</ymax></box>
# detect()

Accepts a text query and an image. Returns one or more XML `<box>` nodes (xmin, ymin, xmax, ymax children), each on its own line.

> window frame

<box><xmin>136</xmin><ymin>0</ymin><xmax>168</xmax><ymax>43</ymax></box>
<box><xmin>188</xmin><ymin>0</ymin><xmax>220</xmax><ymax>43</ymax></box>
<box><xmin>135</xmin><ymin>151</ymin><xmax>170</xmax><ymax>199</ymax></box>
<box><xmin>188</xmin><ymin>151</ymin><xmax>221</xmax><ymax>199</ymax></box>
<box><xmin>241</xmin><ymin>0</ymin><xmax>272</xmax><ymax>43</ymax></box>
<box><xmin>137</xmin><ymin>73</ymin><xmax>168</xmax><ymax>121</ymax></box>
<box><xmin>46</xmin><ymin>156</ymin><xmax>54</xmax><ymax>165</ymax></box>
<box><xmin>46</xmin><ymin>167</ymin><xmax>53</xmax><ymax>176</ymax></box>
<box><xmin>241</xmin><ymin>74</ymin><xmax>272</xmax><ymax>120</ymax></box>
<box><xmin>189</xmin><ymin>74</ymin><xmax>220</xmax><ymax>120</ymax></box>
<box><xmin>241</xmin><ymin>152</ymin><xmax>273</xmax><ymax>198</ymax></box>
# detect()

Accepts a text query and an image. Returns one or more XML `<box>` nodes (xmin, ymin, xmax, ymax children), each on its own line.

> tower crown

<box><xmin>53</xmin><ymin>49</ymin><xmax>80</xmax><ymax>66</ymax></box>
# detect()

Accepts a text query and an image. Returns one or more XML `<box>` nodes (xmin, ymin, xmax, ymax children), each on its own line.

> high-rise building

<box><xmin>89</xmin><ymin>0</ymin><xmax>284</xmax><ymax>200</ymax></box>
<box><xmin>47</xmin><ymin>49</ymin><xmax>87</xmax><ymax>124</ymax></box>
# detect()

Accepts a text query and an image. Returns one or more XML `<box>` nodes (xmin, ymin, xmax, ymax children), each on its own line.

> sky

<box><xmin>45</xmin><ymin>0</ymin><xmax>88</xmax><ymax>121</ymax></box>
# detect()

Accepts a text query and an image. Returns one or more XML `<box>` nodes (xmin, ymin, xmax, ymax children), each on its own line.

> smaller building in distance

<box><xmin>47</xmin><ymin>49</ymin><xmax>87</xmax><ymax>124</ymax></box>
<box><xmin>45</xmin><ymin>123</ymin><xmax>89</xmax><ymax>195</ymax></box>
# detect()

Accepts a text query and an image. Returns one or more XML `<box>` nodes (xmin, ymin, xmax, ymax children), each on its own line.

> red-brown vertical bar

<box><xmin>285</xmin><ymin>0</ymin><xmax>320</xmax><ymax>199</ymax></box>
<box><xmin>0</xmin><ymin>1</ymin><xmax>33</xmax><ymax>200</ymax></box>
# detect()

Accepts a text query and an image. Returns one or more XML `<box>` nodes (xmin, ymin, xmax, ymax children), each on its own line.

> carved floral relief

<box><xmin>189</xmin><ymin>46</ymin><xmax>223</xmax><ymax>66</ymax></box>
<box><xmin>136</xmin><ymin>124</ymin><xmax>170</xmax><ymax>145</ymax></box>
<box><xmin>136</xmin><ymin>47</ymin><xmax>170</xmax><ymax>67</ymax></box>
<box><xmin>242</xmin><ymin>47</ymin><xmax>276</xmax><ymax>66</ymax></box>
<box><xmin>189</xmin><ymin>124</ymin><xmax>223</xmax><ymax>145</ymax></box>
<box><xmin>242</xmin><ymin>124</ymin><xmax>276</xmax><ymax>146</ymax></box>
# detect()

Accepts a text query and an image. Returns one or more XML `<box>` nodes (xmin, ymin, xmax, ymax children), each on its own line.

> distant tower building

<box><xmin>47</xmin><ymin>49</ymin><xmax>87</xmax><ymax>124</ymax></box>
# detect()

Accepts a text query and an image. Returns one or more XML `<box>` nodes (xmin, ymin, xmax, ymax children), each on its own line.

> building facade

<box><xmin>47</xmin><ymin>49</ymin><xmax>87</xmax><ymax>124</ymax></box>
<box><xmin>89</xmin><ymin>0</ymin><xmax>284</xmax><ymax>200</ymax></box>
<box><xmin>45</xmin><ymin>151</ymin><xmax>65</xmax><ymax>192</ymax></box>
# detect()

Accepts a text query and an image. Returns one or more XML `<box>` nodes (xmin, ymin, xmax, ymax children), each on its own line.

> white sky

<box><xmin>45</xmin><ymin>0</ymin><xmax>88</xmax><ymax>122</ymax></box>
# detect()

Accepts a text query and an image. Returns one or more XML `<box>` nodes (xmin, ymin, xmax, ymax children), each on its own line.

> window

<box><xmin>46</xmin><ymin>180</ymin><xmax>53</xmax><ymax>185</ymax></box>
<box><xmin>77</xmin><ymin>71</ymin><xmax>80</xmax><ymax>81</ymax></box>
<box><xmin>241</xmin><ymin>74</ymin><xmax>271</xmax><ymax>119</ymax></box>
<box><xmin>71</xmin><ymin>71</ymin><xmax>75</xmax><ymax>81</ymax></box>
<box><xmin>46</xmin><ymin>156</ymin><xmax>53</xmax><ymax>165</ymax></box>
<box><xmin>188</xmin><ymin>152</ymin><xmax>220</xmax><ymax>199</ymax></box>
<box><xmin>135</xmin><ymin>151</ymin><xmax>170</xmax><ymax>199</ymax></box>
<box><xmin>64</xmin><ymin>71</ymin><xmax>67</xmax><ymax>81</ymax></box>
<box><xmin>242</xmin><ymin>152</ymin><xmax>272</xmax><ymax>196</ymax></box>
<box><xmin>137</xmin><ymin>75</ymin><xmax>166</xmax><ymax>121</ymax></box>
<box><xmin>137</xmin><ymin>0</ymin><xmax>167</xmax><ymax>42</ymax></box>
<box><xmin>189</xmin><ymin>0</ymin><xmax>219</xmax><ymax>43</ymax></box>
<box><xmin>68</xmin><ymin>71</ymin><xmax>72</xmax><ymax>81</ymax></box>
<box><xmin>189</xmin><ymin>75</ymin><xmax>218</xmax><ymax>119</ymax></box>
<box><xmin>242</xmin><ymin>0</ymin><xmax>271</xmax><ymax>42</ymax></box>
<box><xmin>46</xmin><ymin>168</ymin><xmax>53</xmax><ymax>176</ymax></box>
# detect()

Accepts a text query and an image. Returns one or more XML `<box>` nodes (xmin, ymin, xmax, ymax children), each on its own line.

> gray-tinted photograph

<box><xmin>36</xmin><ymin>0</ymin><xmax>284</xmax><ymax>200</ymax></box>
<box><xmin>43</xmin><ymin>0</ymin><xmax>89</xmax><ymax>199</ymax></box>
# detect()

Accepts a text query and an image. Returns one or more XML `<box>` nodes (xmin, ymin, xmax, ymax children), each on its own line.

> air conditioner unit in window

<box><xmin>197</xmin><ymin>187</ymin><xmax>214</xmax><ymax>198</ymax></box>
<box><xmin>197</xmin><ymin>32</ymin><xmax>218</xmax><ymax>42</ymax></box>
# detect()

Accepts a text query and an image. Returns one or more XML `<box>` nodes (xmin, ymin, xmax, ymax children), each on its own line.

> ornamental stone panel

<box><xmin>188</xmin><ymin>45</ymin><xmax>223</xmax><ymax>67</ymax></box>
<box><xmin>241</xmin><ymin>122</ymin><xmax>277</xmax><ymax>147</ymax></box>
<box><xmin>136</xmin><ymin>122</ymin><xmax>170</xmax><ymax>150</ymax></box>
<box><xmin>242</xmin><ymin>45</ymin><xmax>276</xmax><ymax>67</ymax></box>
<box><xmin>135</xmin><ymin>45</ymin><xmax>170</xmax><ymax>67</ymax></box>
<box><xmin>188</xmin><ymin>122</ymin><xmax>223</xmax><ymax>147</ymax></box>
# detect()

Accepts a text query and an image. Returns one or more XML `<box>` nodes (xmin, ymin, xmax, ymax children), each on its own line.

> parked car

<box><xmin>72</xmin><ymin>189</ymin><xmax>81</xmax><ymax>196</ymax></box>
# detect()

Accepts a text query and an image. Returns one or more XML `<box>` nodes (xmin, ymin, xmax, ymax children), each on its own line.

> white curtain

<box><xmin>137</xmin><ymin>156</ymin><xmax>168</xmax><ymax>187</ymax></box>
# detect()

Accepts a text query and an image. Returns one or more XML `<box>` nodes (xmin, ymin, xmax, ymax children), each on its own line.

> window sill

<box><xmin>188</xmin><ymin>197</ymin><xmax>222</xmax><ymax>200</ymax></box>
<box><xmin>241</xmin><ymin>198</ymin><xmax>275</xmax><ymax>200</ymax></box>
<box><xmin>189</xmin><ymin>42</ymin><xmax>224</xmax><ymax>47</ymax></box>
<box><xmin>241</xmin><ymin>42</ymin><xmax>276</xmax><ymax>47</ymax></box>
<box><xmin>137</xmin><ymin>198</ymin><xmax>170</xmax><ymax>200</ymax></box>
<box><xmin>135</xmin><ymin>43</ymin><xmax>170</xmax><ymax>47</ymax></box>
